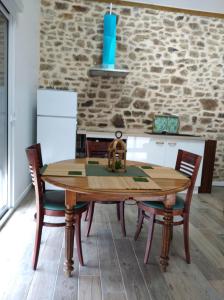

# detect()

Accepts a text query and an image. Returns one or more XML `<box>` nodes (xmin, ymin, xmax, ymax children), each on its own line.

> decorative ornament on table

<box><xmin>108</xmin><ymin>131</ymin><xmax>127</xmax><ymax>173</ymax></box>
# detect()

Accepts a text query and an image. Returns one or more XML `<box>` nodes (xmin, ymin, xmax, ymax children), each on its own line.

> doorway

<box><xmin>0</xmin><ymin>7</ymin><xmax>8</xmax><ymax>218</ymax></box>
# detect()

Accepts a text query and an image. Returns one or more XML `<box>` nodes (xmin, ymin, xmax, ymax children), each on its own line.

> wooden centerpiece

<box><xmin>108</xmin><ymin>131</ymin><xmax>127</xmax><ymax>173</ymax></box>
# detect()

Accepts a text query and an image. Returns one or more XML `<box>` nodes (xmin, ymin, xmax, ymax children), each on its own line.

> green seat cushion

<box><xmin>143</xmin><ymin>194</ymin><xmax>184</xmax><ymax>210</ymax></box>
<box><xmin>43</xmin><ymin>190</ymin><xmax>88</xmax><ymax>211</ymax></box>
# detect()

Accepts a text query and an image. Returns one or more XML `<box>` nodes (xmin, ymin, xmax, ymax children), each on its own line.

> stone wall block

<box><xmin>200</xmin><ymin>99</ymin><xmax>218</xmax><ymax>111</ymax></box>
<box><xmin>115</xmin><ymin>97</ymin><xmax>132</xmax><ymax>108</ymax></box>
<box><xmin>171</xmin><ymin>76</ymin><xmax>186</xmax><ymax>85</ymax></box>
<box><xmin>132</xmin><ymin>87</ymin><xmax>147</xmax><ymax>98</ymax></box>
<box><xmin>55</xmin><ymin>2</ymin><xmax>69</xmax><ymax>10</ymax></box>
<box><xmin>133</xmin><ymin>100</ymin><xmax>149</xmax><ymax>110</ymax></box>
<box><xmin>81</xmin><ymin>100</ymin><xmax>93</xmax><ymax>107</ymax></box>
<box><xmin>111</xmin><ymin>114</ymin><xmax>125</xmax><ymax>128</ymax></box>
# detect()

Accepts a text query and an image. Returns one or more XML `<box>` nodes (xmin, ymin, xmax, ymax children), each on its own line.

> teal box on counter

<box><xmin>153</xmin><ymin>115</ymin><xmax>180</xmax><ymax>134</ymax></box>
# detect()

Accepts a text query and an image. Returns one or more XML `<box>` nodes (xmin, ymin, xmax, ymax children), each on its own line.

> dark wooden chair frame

<box><xmin>26</xmin><ymin>144</ymin><xmax>88</xmax><ymax>270</ymax></box>
<box><xmin>85</xmin><ymin>139</ymin><xmax>126</xmax><ymax>237</ymax></box>
<box><xmin>134</xmin><ymin>149</ymin><xmax>202</xmax><ymax>264</ymax></box>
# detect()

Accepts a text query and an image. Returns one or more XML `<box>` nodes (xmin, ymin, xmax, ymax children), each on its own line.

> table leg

<box><xmin>64</xmin><ymin>191</ymin><xmax>77</xmax><ymax>277</ymax></box>
<box><xmin>160</xmin><ymin>194</ymin><xmax>175</xmax><ymax>272</ymax></box>
<box><xmin>64</xmin><ymin>207</ymin><xmax>74</xmax><ymax>277</ymax></box>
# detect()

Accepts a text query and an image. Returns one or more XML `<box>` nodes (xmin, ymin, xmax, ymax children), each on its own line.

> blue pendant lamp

<box><xmin>102</xmin><ymin>3</ymin><xmax>117</xmax><ymax>69</ymax></box>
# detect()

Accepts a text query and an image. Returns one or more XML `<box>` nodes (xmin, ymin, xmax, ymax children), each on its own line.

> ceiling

<box><xmin>125</xmin><ymin>0</ymin><xmax>224</xmax><ymax>14</ymax></box>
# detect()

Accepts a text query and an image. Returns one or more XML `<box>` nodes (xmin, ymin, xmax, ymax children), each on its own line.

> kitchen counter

<box><xmin>77</xmin><ymin>130</ymin><xmax>205</xmax><ymax>141</ymax></box>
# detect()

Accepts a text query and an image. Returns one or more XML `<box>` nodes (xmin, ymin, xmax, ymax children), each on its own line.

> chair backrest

<box><xmin>86</xmin><ymin>139</ymin><xmax>112</xmax><ymax>158</ymax></box>
<box><xmin>27</xmin><ymin>143</ymin><xmax>43</xmax><ymax>167</ymax></box>
<box><xmin>26</xmin><ymin>145</ymin><xmax>44</xmax><ymax>208</ymax></box>
<box><xmin>27</xmin><ymin>143</ymin><xmax>45</xmax><ymax>190</ymax></box>
<box><xmin>175</xmin><ymin>149</ymin><xmax>202</xmax><ymax>212</ymax></box>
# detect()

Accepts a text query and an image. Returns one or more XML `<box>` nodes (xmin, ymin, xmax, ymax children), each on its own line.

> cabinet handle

<box><xmin>156</xmin><ymin>141</ymin><xmax>164</xmax><ymax>145</ymax></box>
<box><xmin>168</xmin><ymin>142</ymin><xmax>177</xmax><ymax>146</ymax></box>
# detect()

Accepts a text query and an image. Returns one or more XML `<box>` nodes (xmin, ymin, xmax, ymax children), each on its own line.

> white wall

<box><xmin>126</xmin><ymin>0</ymin><xmax>224</xmax><ymax>13</ymax></box>
<box><xmin>7</xmin><ymin>0</ymin><xmax>40</xmax><ymax>206</ymax></box>
<box><xmin>1</xmin><ymin>0</ymin><xmax>23</xmax><ymax>15</ymax></box>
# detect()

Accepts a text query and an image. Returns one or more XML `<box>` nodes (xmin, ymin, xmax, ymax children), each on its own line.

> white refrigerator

<box><xmin>37</xmin><ymin>89</ymin><xmax>77</xmax><ymax>188</ymax></box>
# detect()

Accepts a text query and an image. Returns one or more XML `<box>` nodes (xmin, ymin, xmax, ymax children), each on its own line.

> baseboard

<box><xmin>212</xmin><ymin>181</ymin><xmax>224</xmax><ymax>187</ymax></box>
<box><xmin>179</xmin><ymin>186</ymin><xmax>199</xmax><ymax>194</ymax></box>
<box><xmin>0</xmin><ymin>183</ymin><xmax>32</xmax><ymax>230</ymax></box>
<box><xmin>193</xmin><ymin>187</ymin><xmax>199</xmax><ymax>194</ymax></box>
<box><xmin>13</xmin><ymin>183</ymin><xmax>32</xmax><ymax>208</ymax></box>
<box><xmin>0</xmin><ymin>208</ymin><xmax>15</xmax><ymax>230</ymax></box>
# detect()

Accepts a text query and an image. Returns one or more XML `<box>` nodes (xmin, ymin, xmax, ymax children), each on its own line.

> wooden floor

<box><xmin>0</xmin><ymin>188</ymin><xmax>223</xmax><ymax>300</ymax></box>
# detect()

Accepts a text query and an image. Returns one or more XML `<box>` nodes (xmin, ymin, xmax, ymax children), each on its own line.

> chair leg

<box><xmin>170</xmin><ymin>216</ymin><xmax>173</xmax><ymax>242</ymax></box>
<box><xmin>119</xmin><ymin>202</ymin><xmax>126</xmax><ymax>237</ymax></box>
<box><xmin>144</xmin><ymin>213</ymin><xmax>155</xmax><ymax>264</ymax></box>
<box><xmin>137</xmin><ymin>207</ymin><xmax>141</xmax><ymax>223</ymax></box>
<box><xmin>86</xmin><ymin>202</ymin><xmax>95</xmax><ymax>237</ymax></box>
<box><xmin>134</xmin><ymin>208</ymin><xmax>144</xmax><ymax>241</ymax></box>
<box><xmin>75</xmin><ymin>214</ymin><xmax>84</xmax><ymax>266</ymax></box>
<box><xmin>183</xmin><ymin>215</ymin><xmax>191</xmax><ymax>264</ymax></box>
<box><xmin>84</xmin><ymin>205</ymin><xmax>89</xmax><ymax>221</ymax></box>
<box><xmin>116</xmin><ymin>202</ymin><xmax>120</xmax><ymax>221</ymax></box>
<box><xmin>32</xmin><ymin>211</ymin><xmax>44</xmax><ymax>270</ymax></box>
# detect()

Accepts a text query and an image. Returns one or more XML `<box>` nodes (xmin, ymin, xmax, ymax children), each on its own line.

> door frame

<box><xmin>0</xmin><ymin>3</ymin><xmax>15</xmax><ymax>215</ymax></box>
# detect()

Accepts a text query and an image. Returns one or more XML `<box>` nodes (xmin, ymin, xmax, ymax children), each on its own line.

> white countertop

<box><xmin>77</xmin><ymin>130</ymin><xmax>206</xmax><ymax>141</ymax></box>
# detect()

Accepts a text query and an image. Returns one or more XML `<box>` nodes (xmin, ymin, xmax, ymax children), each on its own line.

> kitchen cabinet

<box><xmin>164</xmin><ymin>139</ymin><xmax>204</xmax><ymax>167</ymax></box>
<box><xmin>126</xmin><ymin>136</ymin><xmax>151</xmax><ymax>163</ymax></box>
<box><xmin>127</xmin><ymin>135</ymin><xmax>205</xmax><ymax>190</ymax></box>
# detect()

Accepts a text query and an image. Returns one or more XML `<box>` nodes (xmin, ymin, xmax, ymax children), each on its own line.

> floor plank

<box><xmin>79</xmin><ymin>218</ymin><xmax>100</xmax><ymax>277</ymax></box>
<box><xmin>26</xmin><ymin>228</ymin><xmax>63</xmax><ymax>300</ymax></box>
<box><xmin>163</xmin><ymin>256</ymin><xmax>223</xmax><ymax>300</ymax></box>
<box><xmin>210</xmin><ymin>280</ymin><xmax>224</xmax><ymax>298</ymax></box>
<box><xmin>171</xmin><ymin>226</ymin><xmax>224</xmax><ymax>281</ymax></box>
<box><xmin>114</xmin><ymin>238</ymin><xmax>152</xmax><ymax>300</ymax></box>
<box><xmin>79</xmin><ymin>276</ymin><xmax>102</xmax><ymax>300</ymax></box>
<box><xmin>131</xmin><ymin>235</ymin><xmax>174</xmax><ymax>300</ymax></box>
<box><xmin>0</xmin><ymin>191</ymin><xmax>39</xmax><ymax>300</ymax></box>
<box><xmin>97</xmin><ymin>213</ymin><xmax>127</xmax><ymax>300</ymax></box>
<box><xmin>53</xmin><ymin>247</ymin><xmax>79</xmax><ymax>300</ymax></box>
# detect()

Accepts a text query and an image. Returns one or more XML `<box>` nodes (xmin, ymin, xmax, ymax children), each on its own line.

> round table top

<box><xmin>42</xmin><ymin>158</ymin><xmax>191</xmax><ymax>199</ymax></box>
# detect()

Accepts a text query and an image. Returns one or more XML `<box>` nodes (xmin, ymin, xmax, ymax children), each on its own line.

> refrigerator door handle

<box><xmin>37</xmin><ymin>114</ymin><xmax>76</xmax><ymax>119</ymax></box>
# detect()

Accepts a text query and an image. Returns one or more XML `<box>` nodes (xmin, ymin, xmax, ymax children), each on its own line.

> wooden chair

<box><xmin>134</xmin><ymin>149</ymin><xmax>202</xmax><ymax>264</ymax></box>
<box><xmin>85</xmin><ymin>139</ymin><xmax>126</xmax><ymax>237</ymax></box>
<box><xmin>26</xmin><ymin>144</ymin><xmax>88</xmax><ymax>270</ymax></box>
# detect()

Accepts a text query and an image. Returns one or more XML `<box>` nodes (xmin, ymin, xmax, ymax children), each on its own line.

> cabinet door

<box><xmin>127</xmin><ymin>137</ymin><xmax>150</xmax><ymax>163</ymax></box>
<box><xmin>164</xmin><ymin>140</ymin><xmax>180</xmax><ymax>168</ymax></box>
<box><xmin>164</xmin><ymin>139</ymin><xmax>204</xmax><ymax>187</ymax></box>
<box><xmin>147</xmin><ymin>138</ymin><xmax>166</xmax><ymax>166</ymax></box>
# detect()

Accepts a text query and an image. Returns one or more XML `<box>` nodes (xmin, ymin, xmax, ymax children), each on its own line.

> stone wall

<box><xmin>39</xmin><ymin>0</ymin><xmax>224</xmax><ymax>180</ymax></box>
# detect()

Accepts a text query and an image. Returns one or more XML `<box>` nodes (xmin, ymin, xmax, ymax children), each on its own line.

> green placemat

<box><xmin>88</xmin><ymin>161</ymin><xmax>99</xmax><ymax>164</ymax></box>
<box><xmin>141</xmin><ymin>165</ymin><xmax>153</xmax><ymax>169</ymax></box>
<box><xmin>86</xmin><ymin>164</ymin><xmax>148</xmax><ymax>177</ymax></box>
<box><xmin>133</xmin><ymin>177</ymin><xmax>149</xmax><ymax>182</ymax></box>
<box><xmin>68</xmin><ymin>171</ymin><xmax>82</xmax><ymax>176</ymax></box>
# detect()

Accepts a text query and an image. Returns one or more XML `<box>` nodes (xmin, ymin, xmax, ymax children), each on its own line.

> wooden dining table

<box><xmin>41</xmin><ymin>158</ymin><xmax>190</xmax><ymax>277</ymax></box>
